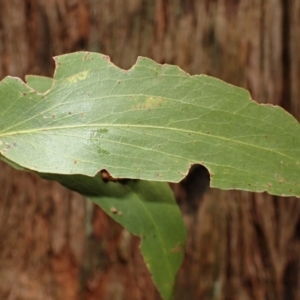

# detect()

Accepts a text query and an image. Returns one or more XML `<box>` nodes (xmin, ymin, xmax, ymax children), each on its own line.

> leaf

<box><xmin>25</xmin><ymin>75</ymin><xmax>53</xmax><ymax>93</ymax></box>
<box><xmin>0</xmin><ymin>52</ymin><xmax>300</xmax><ymax>197</ymax></box>
<box><xmin>41</xmin><ymin>172</ymin><xmax>186</xmax><ymax>300</ymax></box>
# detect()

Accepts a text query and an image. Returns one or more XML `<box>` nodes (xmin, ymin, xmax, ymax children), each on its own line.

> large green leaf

<box><xmin>41</xmin><ymin>173</ymin><xmax>185</xmax><ymax>300</ymax></box>
<box><xmin>1</xmin><ymin>52</ymin><xmax>300</xmax><ymax>196</ymax></box>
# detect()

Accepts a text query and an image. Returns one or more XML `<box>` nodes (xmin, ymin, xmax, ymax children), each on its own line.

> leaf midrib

<box><xmin>0</xmin><ymin>123</ymin><xmax>296</xmax><ymax>162</ymax></box>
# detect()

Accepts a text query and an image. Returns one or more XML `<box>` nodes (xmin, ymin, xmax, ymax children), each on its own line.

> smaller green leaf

<box><xmin>25</xmin><ymin>75</ymin><xmax>53</xmax><ymax>93</ymax></box>
<box><xmin>41</xmin><ymin>173</ymin><xmax>186</xmax><ymax>300</ymax></box>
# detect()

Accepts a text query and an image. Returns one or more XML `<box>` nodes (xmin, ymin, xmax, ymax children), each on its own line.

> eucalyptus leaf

<box><xmin>41</xmin><ymin>172</ymin><xmax>185</xmax><ymax>300</ymax></box>
<box><xmin>0</xmin><ymin>52</ymin><xmax>299</xmax><ymax>197</ymax></box>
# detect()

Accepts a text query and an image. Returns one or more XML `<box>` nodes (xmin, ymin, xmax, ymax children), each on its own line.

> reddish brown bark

<box><xmin>1</xmin><ymin>0</ymin><xmax>300</xmax><ymax>299</ymax></box>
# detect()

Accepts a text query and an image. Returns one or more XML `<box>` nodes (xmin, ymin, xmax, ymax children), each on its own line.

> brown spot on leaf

<box><xmin>110</xmin><ymin>207</ymin><xmax>117</xmax><ymax>214</ymax></box>
<box><xmin>171</xmin><ymin>243</ymin><xmax>183</xmax><ymax>254</ymax></box>
<box><xmin>101</xmin><ymin>170</ymin><xmax>118</xmax><ymax>182</ymax></box>
<box><xmin>83</xmin><ymin>52</ymin><xmax>90</xmax><ymax>60</ymax></box>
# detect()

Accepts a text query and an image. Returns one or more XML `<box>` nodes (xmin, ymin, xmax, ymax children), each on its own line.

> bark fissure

<box><xmin>281</xmin><ymin>0</ymin><xmax>291</xmax><ymax>112</ymax></box>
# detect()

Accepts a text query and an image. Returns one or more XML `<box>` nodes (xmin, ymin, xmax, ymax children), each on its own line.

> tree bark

<box><xmin>1</xmin><ymin>0</ymin><xmax>300</xmax><ymax>299</ymax></box>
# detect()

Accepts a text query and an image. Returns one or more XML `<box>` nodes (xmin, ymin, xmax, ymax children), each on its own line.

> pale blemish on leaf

<box><xmin>110</xmin><ymin>207</ymin><xmax>117</xmax><ymax>214</ymax></box>
<box><xmin>144</xmin><ymin>96</ymin><xmax>164</xmax><ymax>109</ymax></box>
<box><xmin>67</xmin><ymin>71</ymin><xmax>88</xmax><ymax>83</ymax></box>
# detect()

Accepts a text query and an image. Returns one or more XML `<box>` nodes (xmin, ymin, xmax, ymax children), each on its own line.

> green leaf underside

<box><xmin>0</xmin><ymin>51</ymin><xmax>300</xmax><ymax>197</ymax></box>
<box><xmin>41</xmin><ymin>173</ymin><xmax>185</xmax><ymax>300</ymax></box>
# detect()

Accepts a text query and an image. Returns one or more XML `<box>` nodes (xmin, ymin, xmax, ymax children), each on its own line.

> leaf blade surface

<box><xmin>0</xmin><ymin>52</ymin><xmax>300</xmax><ymax>196</ymax></box>
<box><xmin>41</xmin><ymin>173</ymin><xmax>185</xmax><ymax>300</ymax></box>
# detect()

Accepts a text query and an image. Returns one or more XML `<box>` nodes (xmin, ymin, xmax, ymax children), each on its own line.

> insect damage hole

<box><xmin>170</xmin><ymin>164</ymin><xmax>210</xmax><ymax>214</ymax></box>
